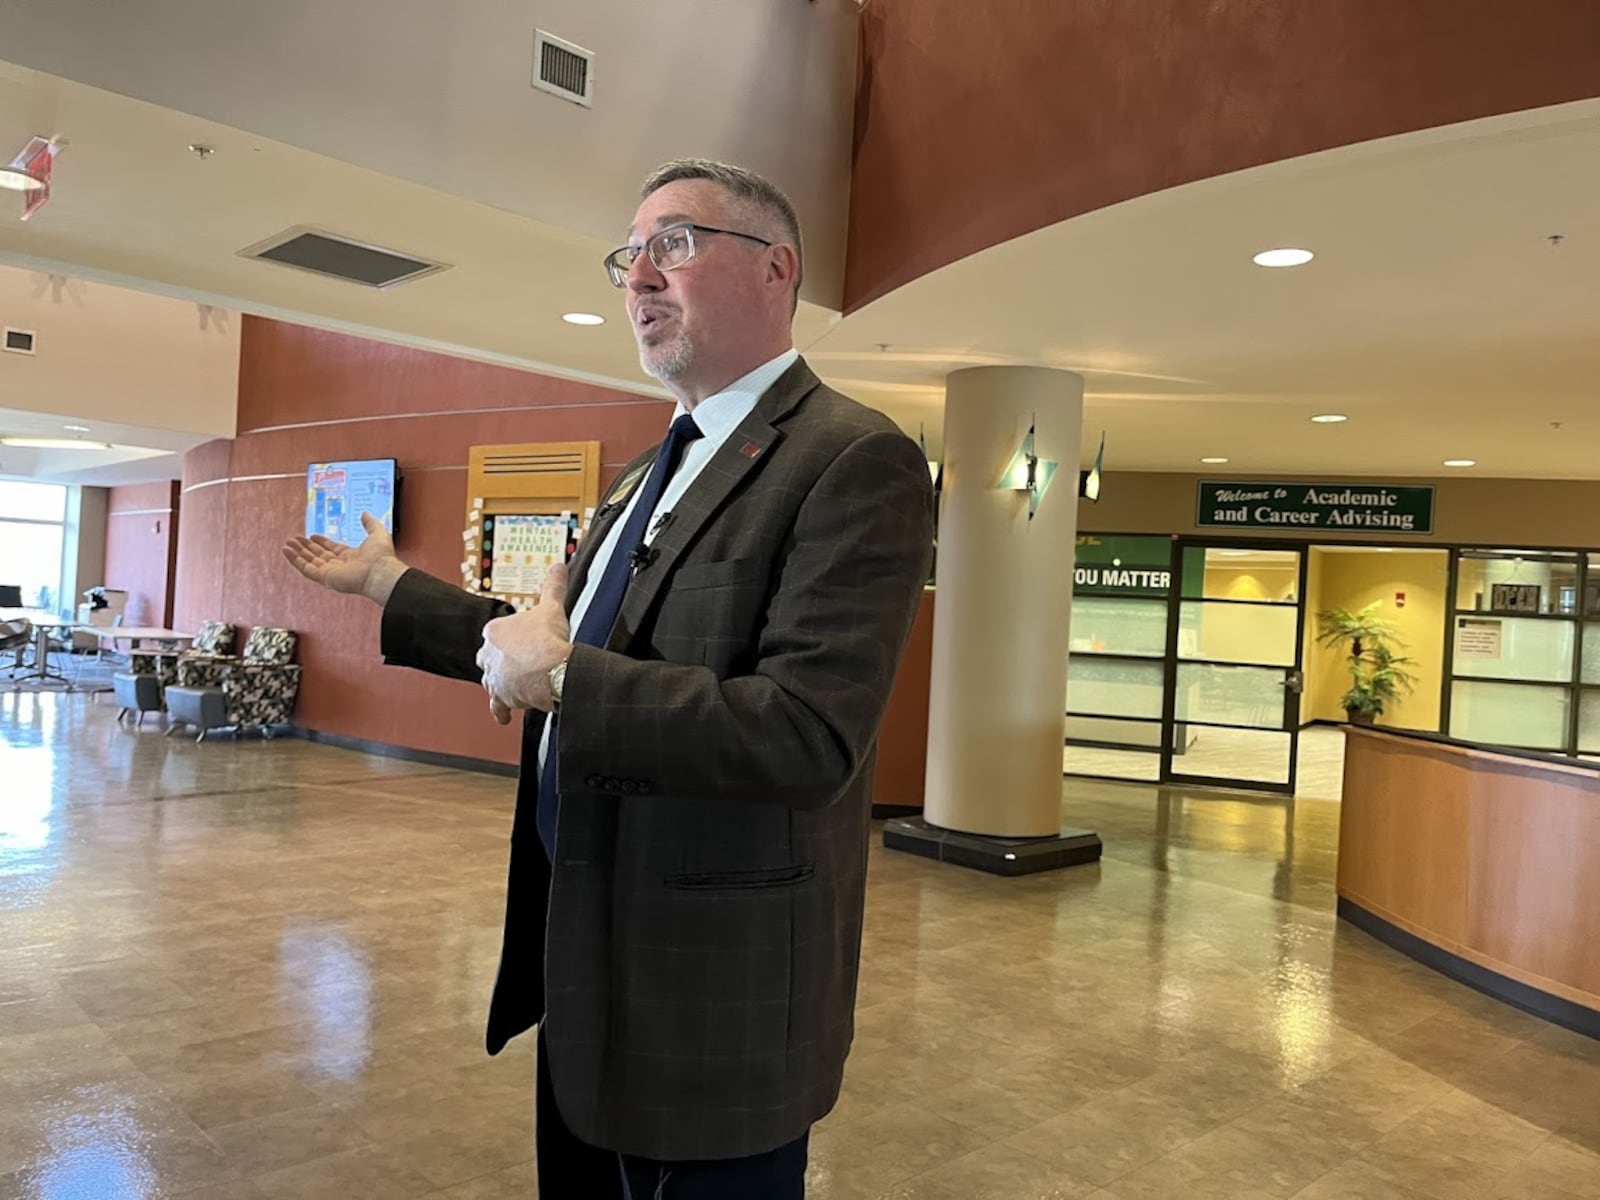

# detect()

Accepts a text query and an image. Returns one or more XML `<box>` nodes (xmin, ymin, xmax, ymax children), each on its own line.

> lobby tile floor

<box><xmin>2</xmin><ymin>691</ymin><xmax>1598</xmax><ymax>1199</ymax></box>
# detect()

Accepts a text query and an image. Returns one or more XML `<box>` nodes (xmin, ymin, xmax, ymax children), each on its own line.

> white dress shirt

<box><xmin>537</xmin><ymin>348</ymin><xmax>800</xmax><ymax>777</ymax></box>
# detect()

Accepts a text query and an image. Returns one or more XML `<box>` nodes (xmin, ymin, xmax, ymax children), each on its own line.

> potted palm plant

<box><xmin>1315</xmin><ymin>602</ymin><xmax>1417</xmax><ymax>725</ymax></box>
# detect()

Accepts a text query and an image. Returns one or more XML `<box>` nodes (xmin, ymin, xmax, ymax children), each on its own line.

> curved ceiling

<box><xmin>810</xmin><ymin>99</ymin><xmax>1600</xmax><ymax>479</ymax></box>
<box><xmin>0</xmin><ymin>61</ymin><xmax>1596</xmax><ymax>485</ymax></box>
<box><xmin>844</xmin><ymin>0</ymin><xmax>1600</xmax><ymax>310</ymax></box>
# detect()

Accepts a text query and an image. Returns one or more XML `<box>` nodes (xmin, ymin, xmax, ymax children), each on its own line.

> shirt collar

<box><xmin>669</xmin><ymin>348</ymin><xmax>800</xmax><ymax>445</ymax></box>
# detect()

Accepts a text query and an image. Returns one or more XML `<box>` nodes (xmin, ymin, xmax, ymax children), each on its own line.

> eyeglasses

<box><xmin>603</xmin><ymin>222</ymin><xmax>772</xmax><ymax>288</ymax></box>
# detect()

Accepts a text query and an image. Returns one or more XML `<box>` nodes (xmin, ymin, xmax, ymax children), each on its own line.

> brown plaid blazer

<box><xmin>379</xmin><ymin>358</ymin><xmax>934</xmax><ymax>1160</ymax></box>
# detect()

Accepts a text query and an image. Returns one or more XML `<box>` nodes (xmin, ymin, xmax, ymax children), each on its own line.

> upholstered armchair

<box><xmin>166</xmin><ymin>627</ymin><xmax>301</xmax><ymax>739</ymax></box>
<box><xmin>127</xmin><ymin>619</ymin><xmax>237</xmax><ymax>688</ymax></box>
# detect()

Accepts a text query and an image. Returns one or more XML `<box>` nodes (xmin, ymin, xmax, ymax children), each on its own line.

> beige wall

<box><xmin>1081</xmin><ymin>472</ymin><xmax>1600</xmax><ymax>548</ymax></box>
<box><xmin>1306</xmin><ymin>550</ymin><xmax>1448</xmax><ymax>732</ymax></box>
<box><xmin>0</xmin><ymin>265</ymin><xmax>240</xmax><ymax>438</ymax></box>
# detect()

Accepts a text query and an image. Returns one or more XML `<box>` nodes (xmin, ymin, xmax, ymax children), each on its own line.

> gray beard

<box><xmin>641</xmin><ymin>332</ymin><xmax>694</xmax><ymax>382</ymax></box>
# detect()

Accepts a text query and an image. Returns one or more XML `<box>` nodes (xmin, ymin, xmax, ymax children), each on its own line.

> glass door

<box><xmin>1063</xmin><ymin>535</ymin><xmax>1176</xmax><ymax>783</ymax></box>
<box><xmin>1162</xmin><ymin>543</ymin><xmax>1307</xmax><ymax>794</ymax></box>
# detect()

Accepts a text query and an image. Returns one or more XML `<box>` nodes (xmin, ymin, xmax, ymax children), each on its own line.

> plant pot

<box><xmin>1346</xmin><ymin>709</ymin><xmax>1376</xmax><ymax>727</ymax></box>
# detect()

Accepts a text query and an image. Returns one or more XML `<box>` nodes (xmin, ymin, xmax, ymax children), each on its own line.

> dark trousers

<box><xmin>536</xmin><ymin>1025</ymin><xmax>809</xmax><ymax>1199</ymax></box>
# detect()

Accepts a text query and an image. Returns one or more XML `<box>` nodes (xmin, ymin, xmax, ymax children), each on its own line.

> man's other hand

<box><xmin>479</xmin><ymin>563</ymin><xmax>573</xmax><ymax>721</ymax></box>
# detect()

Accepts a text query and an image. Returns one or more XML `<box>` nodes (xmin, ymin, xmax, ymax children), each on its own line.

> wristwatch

<box><xmin>548</xmin><ymin>659</ymin><xmax>568</xmax><ymax>710</ymax></box>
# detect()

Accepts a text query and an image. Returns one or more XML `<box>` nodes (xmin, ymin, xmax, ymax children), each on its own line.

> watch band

<box><xmin>549</xmin><ymin>659</ymin><xmax>568</xmax><ymax>709</ymax></box>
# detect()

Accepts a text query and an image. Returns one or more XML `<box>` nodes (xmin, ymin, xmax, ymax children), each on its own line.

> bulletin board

<box><xmin>460</xmin><ymin>441</ymin><xmax>602</xmax><ymax>610</ymax></box>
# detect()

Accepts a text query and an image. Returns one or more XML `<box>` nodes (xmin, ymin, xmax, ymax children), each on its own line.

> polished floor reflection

<box><xmin>2</xmin><ymin>692</ymin><xmax>1598</xmax><ymax>1199</ymax></box>
<box><xmin>1065</xmin><ymin>725</ymin><xmax>1348</xmax><ymax>801</ymax></box>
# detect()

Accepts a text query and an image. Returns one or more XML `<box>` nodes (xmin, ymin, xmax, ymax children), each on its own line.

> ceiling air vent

<box><xmin>238</xmin><ymin>227</ymin><xmax>449</xmax><ymax>289</ymax></box>
<box><xmin>3</xmin><ymin>328</ymin><xmax>35</xmax><ymax>354</ymax></box>
<box><xmin>533</xmin><ymin>31</ymin><xmax>594</xmax><ymax>107</ymax></box>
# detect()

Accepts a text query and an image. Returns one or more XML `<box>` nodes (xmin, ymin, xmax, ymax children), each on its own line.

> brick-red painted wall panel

<box><xmin>174</xmin><ymin>317</ymin><xmax>664</xmax><ymax>765</ymax></box>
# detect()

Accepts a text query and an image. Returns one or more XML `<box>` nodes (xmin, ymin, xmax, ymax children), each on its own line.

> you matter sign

<box><xmin>1196</xmin><ymin>482</ymin><xmax>1434</xmax><ymax>535</ymax></box>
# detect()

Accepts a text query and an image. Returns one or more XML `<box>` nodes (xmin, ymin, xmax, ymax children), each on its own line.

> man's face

<box><xmin>624</xmin><ymin>180</ymin><xmax>770</xmax><ymax>385</ymax></box>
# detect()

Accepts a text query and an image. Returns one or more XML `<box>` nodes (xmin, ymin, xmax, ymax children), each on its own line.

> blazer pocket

<box><xmin>669</xmin><ymin>556</ymin><xmax>763</xmax><ymax>592</ymax></box>
<box><xmin>664</xmin><ymin>865</ymin><xmax>815</xmax><ymax>891</ymax></box>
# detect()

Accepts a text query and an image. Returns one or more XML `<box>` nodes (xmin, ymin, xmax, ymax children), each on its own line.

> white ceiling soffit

<box><xmin>0</xmin><ymin>0</ymin><xmax>858</xmax><ymax>309</ymax></box>
<box><xmin>0</xmin><ymin>402</ymin><xmax>207</xmax><ymax>486</ymax></box>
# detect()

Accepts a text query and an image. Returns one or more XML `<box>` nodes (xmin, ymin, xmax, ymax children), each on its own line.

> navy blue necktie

<box><xmin>537</xmin><ymin>414</ymin><xmax>703</xmax><ymax>859</ymax></box>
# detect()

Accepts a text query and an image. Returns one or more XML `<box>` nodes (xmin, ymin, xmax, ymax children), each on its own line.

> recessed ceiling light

<box><xmin>1253</xmin><ymin>248</ymin><xmax>1314</xmax><ymax>268</ymax></box>
<box><xmin>1200</xmin><ymin>457</ymin><xmax>1229</xmax><ymax>464</ymax></box>
<box><xmin>63</xmin><ymin>424</ymin><xmax>91</xmax><ymax>432</ymax></box>
<box><xmin>0</xmin><ymin>165</ymin><xmax>46</xmax><ymax>193</ymax></box>
<box><xmin>1</xmin><ymin>436</ymin><xmax>113</xmax><ymax>450</ymax></box>
<box><xmin>561</xmin><ymin>312</ymin><xmax>605</xmax><ymax>326</ymax></box>
<box><xmin>1443</xmin><ymin>459</ymin><xmax>1476</xmax><ymax>468</ymax></box>
<box><xmin>1310</xmin><ymin>414</ymin><xmax>1348</xmax><ymax>424</ymax></box>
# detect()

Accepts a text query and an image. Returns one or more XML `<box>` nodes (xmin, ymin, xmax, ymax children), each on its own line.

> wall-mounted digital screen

<box><xmin>306</xmin><ymin>459</ymin><xmax>399</xmax><ymax>547</ymax></box>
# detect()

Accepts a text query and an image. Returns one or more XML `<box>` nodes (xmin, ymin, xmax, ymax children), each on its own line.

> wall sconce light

<box><xmin>996</xmin><ymin>416</ymin><xmax>1057</xmax><ymax>521</ymax></box>
<box><xmin>1079</xmin><ymin>433</ymin><xmax>1105</xmax><ymax>502</ymax></box>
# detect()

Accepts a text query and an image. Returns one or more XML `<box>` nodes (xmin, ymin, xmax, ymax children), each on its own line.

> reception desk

<box><xmin>1338</xmin><ymin>727</ymin><xmax>1600</xmax><ymax>1036</ymax></box>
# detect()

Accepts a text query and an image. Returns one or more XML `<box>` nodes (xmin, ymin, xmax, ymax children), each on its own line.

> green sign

<box><xmin>1074</xmin><ymin>535</ymin><xmax>1172</xmax><ymax>596</ymax></box>
<box><xmin>1196</xmin><ymin>482</ymin><xmax>1434</xmax><ymax>535</ymax></box>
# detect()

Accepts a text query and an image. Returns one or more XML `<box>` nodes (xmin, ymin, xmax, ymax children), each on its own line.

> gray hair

<box><xmin>641</xmin><ymin>159</ymin><xmax>803</xmax><ymax>310</ymax></box>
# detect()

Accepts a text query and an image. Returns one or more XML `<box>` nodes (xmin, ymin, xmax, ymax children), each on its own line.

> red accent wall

<box><xmin>174</xmin><ymin>316</ymin><xmax>670</xmax><ymax>765</ymax></box>
<box><xmin>845</xmin><ymin>0</ymin><xmax>1600</xmax><ymax>310</ymax></box>
<box><xmin>104</xmin><ymin>481</ymin><xmax>180</xmax><ymax>627</ymax></box>
<box><xmin>869</xmin><ymin>589</ymin><xmax>933</xmax><ymax>812</ymax></box>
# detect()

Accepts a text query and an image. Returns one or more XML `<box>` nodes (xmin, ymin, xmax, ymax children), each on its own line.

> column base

<box><xmin>882</xmin><ymin>816</ymin><xmax>1102</xmax><ymax>876</ymax></box>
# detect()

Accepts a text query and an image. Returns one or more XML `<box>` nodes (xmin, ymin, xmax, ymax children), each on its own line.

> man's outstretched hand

<box><xmin>282</xmin><ymin>512</ymin><xmax>407</xmax><ymax>605</ymax></box>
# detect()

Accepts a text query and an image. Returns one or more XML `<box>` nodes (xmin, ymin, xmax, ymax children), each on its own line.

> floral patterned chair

<box><xmin>164</xmin><ymin>627</ymin><xmax>301</xmax><ymax>740</ymax></box>
<box><xmin>124</xmin><ymin>619</ymin><xmax>237</xmax><ymax>689</ymax></box>
<box><xmin>113</xmin><ymin>620</ymin><xmax>237</xmax><ymax>725</ymax></box>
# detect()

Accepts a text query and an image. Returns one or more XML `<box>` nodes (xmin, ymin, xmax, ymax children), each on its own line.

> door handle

<box><xmin>1282</xmin><ymin>669</ymin><xmax>1305</xmax><ymax>694</ymax></box>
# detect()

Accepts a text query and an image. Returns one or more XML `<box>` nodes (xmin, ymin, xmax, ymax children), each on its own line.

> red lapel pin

<box><xmin>739</xmin><ymin>441</ymin><xmax>762</xmax><ymax>459</ymax></box>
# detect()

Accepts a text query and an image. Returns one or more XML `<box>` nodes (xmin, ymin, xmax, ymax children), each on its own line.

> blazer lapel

<box><xmin>564</xmin><ymin>449</ymin><xmax>655</xmax><ymax>613</ymax></box>
<box><xmin>608</xmin><ymin>358</ymin><xmax>820</xmax><ymax>649</ymax></box>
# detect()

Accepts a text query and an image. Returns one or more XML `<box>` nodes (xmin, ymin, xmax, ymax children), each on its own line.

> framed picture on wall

<box><xmin>1490</xmin><ymin>583</ymin><xmax>1542</xmax><ymax>614</ymax></box>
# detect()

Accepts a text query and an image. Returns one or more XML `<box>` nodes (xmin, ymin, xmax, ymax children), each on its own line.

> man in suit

<box><xmin>283</xmin><ymin>159</ymin><xmax>933</xmax><ymax>1198</ymax></box>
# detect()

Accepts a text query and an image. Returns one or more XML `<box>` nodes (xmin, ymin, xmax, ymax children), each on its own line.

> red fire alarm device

<box><xmin>1395</xmin><ymin>592</ymin><xmax>1407</xmax><ymax>609</ymax></box>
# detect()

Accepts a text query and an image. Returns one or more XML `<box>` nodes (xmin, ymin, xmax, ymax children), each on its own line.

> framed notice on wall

<box><xmin>1456</xmin><ymin>617</ymin><xmax>1503</xmax><ymax>660</ymax></box>
<box><xmin>488</xmin><ymin>514</ymin><xmax>572</xmax><ymax>596</ymax></box>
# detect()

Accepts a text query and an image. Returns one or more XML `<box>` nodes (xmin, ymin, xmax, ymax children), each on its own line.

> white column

<box><xmin>924</xmin><ymin>366</ymin><xmax>1084</xmax><ymax>837</ymax></box>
